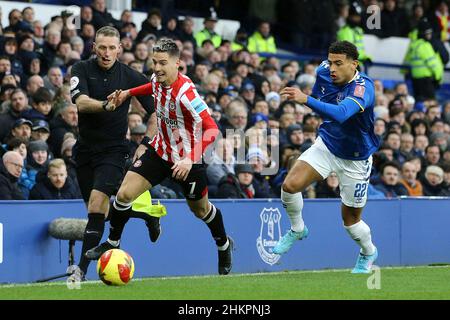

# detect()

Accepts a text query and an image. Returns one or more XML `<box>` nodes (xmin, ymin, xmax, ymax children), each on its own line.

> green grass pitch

<box><xmin>1</xmin><ymin>266</ymin><xmax>449</xmax><ymax>300</ymax></box>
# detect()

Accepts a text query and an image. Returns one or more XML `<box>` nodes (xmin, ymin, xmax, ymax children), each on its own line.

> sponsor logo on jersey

<box><xmin>157</xmin><ymin>111</ymin><xmax>179</xmax><ymax>128</ymax></box>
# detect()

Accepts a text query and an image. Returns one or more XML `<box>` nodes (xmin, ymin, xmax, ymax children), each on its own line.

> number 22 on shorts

<box><xmin>354</xmin><ymin>182</ymin><xmax>368</xmax><ymax>198</ymax></box>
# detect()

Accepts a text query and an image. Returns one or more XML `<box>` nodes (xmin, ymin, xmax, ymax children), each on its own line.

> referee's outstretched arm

<box><xmin>74</xmin><ymin>94</ymin><xmax>117</xmax><ymax>113</ymax></box>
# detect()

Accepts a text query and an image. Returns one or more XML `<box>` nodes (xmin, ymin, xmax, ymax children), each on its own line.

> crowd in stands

<box><xmin>0</xmin><ymin>0</ymin><xmax>449</xmax><ymax>201</ymax></box>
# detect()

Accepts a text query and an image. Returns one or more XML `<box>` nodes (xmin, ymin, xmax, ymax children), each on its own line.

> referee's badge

<box><xmin>133</xmin><ymin>160</ymin><xmax>142</xmax><ymax>168</ymax></box>
<box><xmin>70</xmin><ymin>77</ymin><xmax>79</xmax><ymax>90</ymax></box>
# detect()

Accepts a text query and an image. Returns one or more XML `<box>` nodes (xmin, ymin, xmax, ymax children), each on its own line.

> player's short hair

<box><xmin>328</xmin><ymin>41</ymin><xmax>359</xmax><ymax>61</ymax></box>
<box><xmin>48</xmin><ymin>158</ymin><xmax>67</xmax><ymax>171</ymax></box>
<box><xmin>96</xmin><ymin>26</ymin><xmax>120</xmax><ymax>40</ymax></box>
<box><xmin>153</xmin><ymin>39</ymin><xmax>180</xmax><ymax>58</ymax></box>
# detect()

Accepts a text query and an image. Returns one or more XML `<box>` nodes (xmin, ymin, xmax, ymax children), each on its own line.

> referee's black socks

<box><xmin>78</xmin><ymin>212</ymin><xmax>105</xmax><ymax>274</ymax></box>
<box><xmin>202</xmin><ymin>203</ymin><xmax>228</xmax><ymax>249</ymax></box>
<box><xmin>108</xmin><ymin>198</ymin><xmax>132</xmax><ymax>241</ymax></box>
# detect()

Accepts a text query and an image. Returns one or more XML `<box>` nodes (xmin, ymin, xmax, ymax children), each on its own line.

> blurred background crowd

<box><xmin>0</xmin><ymin>0</ymin><xmax>449</xmax><ymax>201</ymax></box>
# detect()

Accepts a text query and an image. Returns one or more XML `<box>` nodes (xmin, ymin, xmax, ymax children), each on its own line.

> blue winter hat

<box><xmin>250</xmin><ymin>112</ymin><xmax>269</xmax><ymax>126</ymax></box>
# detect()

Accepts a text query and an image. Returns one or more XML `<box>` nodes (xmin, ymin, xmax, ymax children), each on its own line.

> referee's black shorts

<box><xmin>73</xmin><ymin>142</ymin><xmax>130</xmax><ymax>202</ymax></box>
<box><xmin>129</xmin><ymin>147</ymin><xmax>208</xmax><ymax>201</ymax></box>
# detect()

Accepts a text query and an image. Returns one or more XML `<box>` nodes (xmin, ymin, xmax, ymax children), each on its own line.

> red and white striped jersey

<box><xmin>130</xmin><ymin>72</ymin><xmax>218</xmax><ymax>164</ymax></box>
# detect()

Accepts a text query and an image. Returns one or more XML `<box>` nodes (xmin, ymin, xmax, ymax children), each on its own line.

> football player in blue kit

<box><xmin>274</xmin><ymin>41</ymin><xmax>380</xmax><ymax>273</ymax></box>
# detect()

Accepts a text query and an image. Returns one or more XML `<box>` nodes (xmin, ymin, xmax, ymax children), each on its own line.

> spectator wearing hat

<box><xmin>248</xmin><ymin>21</ymin><xmax>277</xmax><ymax>54</ymax></box>
<box><xmin>4</xmin><ymin>118</ymin><xmax>33</xmax><ymax>144</ymax></box>
<box><xmin>26</xmin><ymin>139</ymin><xmax>50</xmax><ymax>189</ymax></box>
<box><xmin>265</xmin><ymin>91</ymin><xmax>281</xmax><ymax>114</ymax></box>
<box><xmin>128</xmin><ymin>124</ymin><xmax>147</xmax><ymax>157</ymax></box>
<box><xmin>421</xmin><ymin>165</ymin><xmax>450</xmax><ymax>196</ymax></box>
<box><xmin>21</xmin><ymin>86</ymin><xmax>53</xmax><ymax>122</ymax></box>
<box><xmin>0</xmin><ymin>88</ymin><xmax>30</xmax><ymax>142</ymax></box>
<box><xmin>48</xmin><ymin>104</ymin><xmax>78</xmax><ymax>158</ymax></box>
<box><xmin>403</xmin><ymin>18</ymin><xmax>443</xmax><ymax>101</ymax></box>
<box><xmin>29</xmin><ymin>158</ymin><xmax>81</xmax><ymax>200</ymax></box>
<box><xmin>286</xmin><ymin>124</ymin><xmax>304</xmax><ymax>150</ymax></box>
<box><xmin>207</xmin><ymin>138</ymin><xmax>236</xmax><ymax>188</ymax></box>
<box><xmin>217</xmin><ymin>164</ymin><xmax>252</xmax><ymax>199</ymax></box>
<box><xmin>195</xmin><ymin>8</ymin><xmax>222</xmax><ymax>48</ymax></box>
<box><xmin>240</xmin><ymin>82</ymin><xmax>256</xmax><ymax>109</ymax></box>
<box><xmin>0</xmin><ymin>151</ymin><xmax>25</xmax><ymax>200</ymax></box>
<box><xmin>231</xmin><ymin>28</ymin><xmax>249</xmax><ymax>52</ymax></box>
<box><xmin>247</xmin><ymin>146</ymin><xmax>275</xmax><ymax>198</ymax></box>
<box><xmin>250</xmin><ymin>112</ymin><xmax>269</xmax><ymax>129</ymax></box>
<box><xmin>30</xmin><ymin>119</ymin><xmax>50</xmax><ymax>143</ymax></box>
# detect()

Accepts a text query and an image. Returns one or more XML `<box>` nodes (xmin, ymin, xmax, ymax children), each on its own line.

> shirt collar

<box><xmin>348</xmin><ymin>70</ymin><xmax>359</xmax><ymax>84</ymax></box>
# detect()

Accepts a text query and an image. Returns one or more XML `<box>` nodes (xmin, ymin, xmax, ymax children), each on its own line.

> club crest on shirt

<box><xmin>354</xmin><ymin>85</ymin><xmax>365</xmax><ymax>98</ymax></box>
<box><xmin>133</xmin><ymin>160</ymin><xmax>142</xmax><ymax>168</ymax></box>
<box><xmin>336</xmin><ymin>92</ymin><xmax>344</xmax><ymax>104</ymax></box>
<box><xmin>169</xmin><ymin>101</ymin><xmax>176</xmax><ymax>111</ymax></box>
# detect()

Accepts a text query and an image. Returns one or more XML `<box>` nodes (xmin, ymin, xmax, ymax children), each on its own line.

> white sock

<box><xmin>218</xmin><ymin>238</ymin><xmax>229</xmax><ymax>251</ymax></box>
<box><xmin>281</xmin><ymin>189</ymin><xmax>305</xmax><ymax>233</ymax></box>
<box><xmin>107</xmin><ymin>239</ymin><xmax>120</xmax><ymax>247</ymax></box>
<box><xmin>344</xmin><ymin>220</ymin><xmax>376</xmax><ymax>255</ymax></box>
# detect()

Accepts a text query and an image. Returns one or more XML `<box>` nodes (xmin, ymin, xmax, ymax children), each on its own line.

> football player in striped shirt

<box><xmin>86</xmin><ymin>39</ymin><xmax>233</xmax><ymax>275</ymax></box>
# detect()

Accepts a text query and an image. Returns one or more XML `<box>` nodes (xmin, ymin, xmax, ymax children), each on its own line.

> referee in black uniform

<box><xmin>67</xmin><ymin>26</ymin><xmax>156</xmax><ymax>282</ymax></box>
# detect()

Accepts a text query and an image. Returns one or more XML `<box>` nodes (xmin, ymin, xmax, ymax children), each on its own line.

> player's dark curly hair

<box><xmin>153</xmin><ymin>39</ymin><xmax>180</xmax><ymax>58</ymax></box>
<box><xmin>328</xmin><ymin>41</ymin><xmax>359</xmax><ymax>61</ymax></box>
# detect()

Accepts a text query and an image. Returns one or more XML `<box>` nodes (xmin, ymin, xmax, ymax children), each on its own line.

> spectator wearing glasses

<box><xmin>0</xmin><ymin>151</ymin><xmax>25</xmax><ymax>199</ymax></box>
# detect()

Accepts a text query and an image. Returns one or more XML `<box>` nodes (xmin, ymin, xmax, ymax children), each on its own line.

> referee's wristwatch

<box><xmin>102</xmin><ymin>100</ymin><xmax>109</xmax><ymax>111</ymax></box>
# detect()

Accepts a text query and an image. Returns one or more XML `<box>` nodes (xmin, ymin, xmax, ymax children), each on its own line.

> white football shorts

<box><xmin>299</xmin><ymin>136</ymin><xmax>373</xmax><ymax>208</ymax></box>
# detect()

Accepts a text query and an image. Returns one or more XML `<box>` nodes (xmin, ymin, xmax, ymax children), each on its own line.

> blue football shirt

<box><xmin>310</xmin><ymin>61</ymin><xmax>380</xmax><ymax>160</ymax></box>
